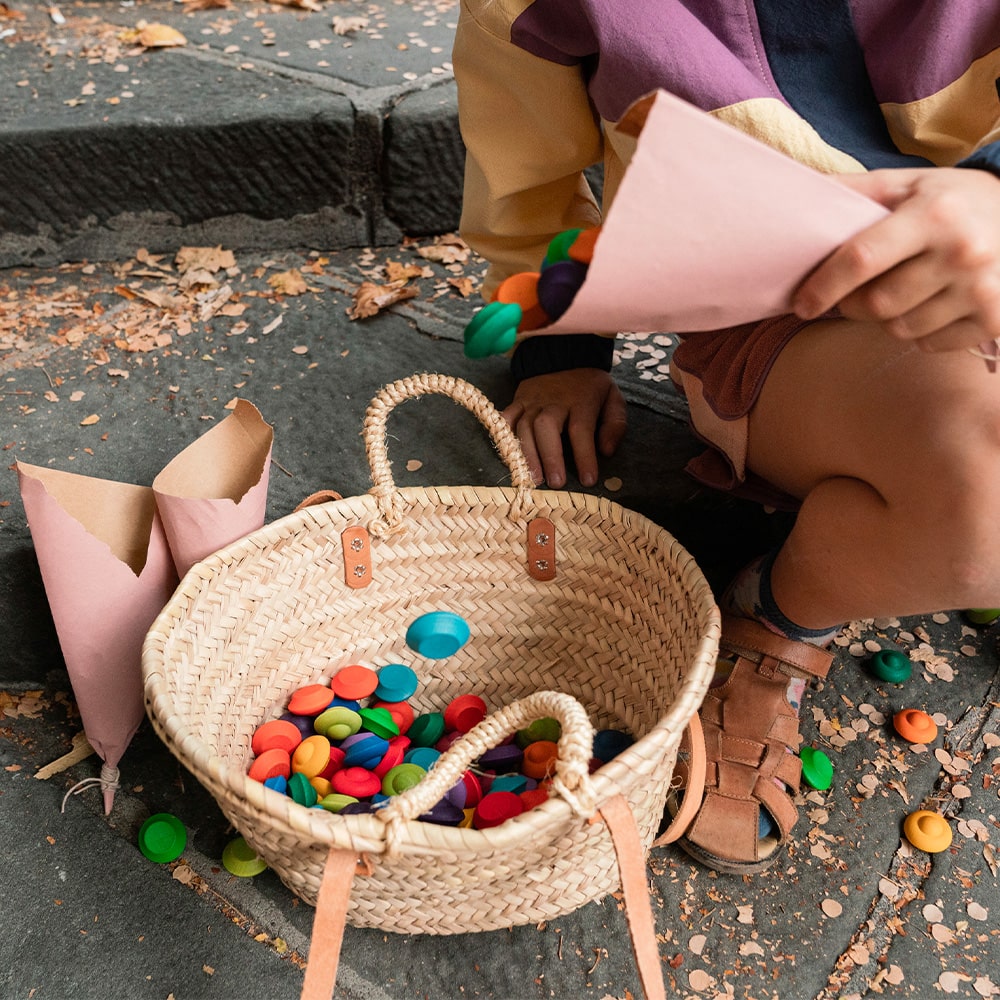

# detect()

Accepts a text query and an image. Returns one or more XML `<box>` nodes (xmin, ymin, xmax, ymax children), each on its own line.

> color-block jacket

<box><xmin>453</xmin><ymin>0</ymin><xmax>1000</xmax><ymax>379</ymax></box>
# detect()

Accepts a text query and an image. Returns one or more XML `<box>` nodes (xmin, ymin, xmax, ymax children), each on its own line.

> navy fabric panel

<box><xmin>958</xmin><ymin>139</ymin><xmax>1000</xmax><ymax>178</ymax></box>
<box><xmin>754</xmin><ymin>0</ymin><xmax>930</xmax><ymax>168</ymax></box>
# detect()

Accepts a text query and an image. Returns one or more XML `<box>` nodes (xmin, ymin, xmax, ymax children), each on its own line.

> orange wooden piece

<box><xmin>893</xmin><ymin>708</ymin><xmax>938</xmax><ymax>744</ymax></box>
<box><xmin>251</xmin><ymin>719</ymin><xmax>303</xmax><ymax>756</ymax></box>
<box><xmin>494</xmin><ymin>271</ymin><xmax>549</xmax><ymax>331</ymax></box>
<box><xmin>332</xmin><ymin>664</ymin><xmax>379</xmax><ymax>701</ymax></box>
<box><xmin>287</xmin><ymin>683</ymin><xmax>335</xmax><ymax>716</ymax></box>
<box><xmin>248</xmin><ymin>748</ymin><xmax>291</xmax><ymax>783</ymax></box>
<box><xmin>372</xmin><ymin>700</ymin><xmax>415</xmax><ymax>735</ymax></box>
<box><xmin>521</xmin><ymin>739</ymin><xmax>558</xmax><ymax>780</ymax></box>
<box><xmin>567</xmin><ymin>226</ymin><xmax>601</xmax><ymax>263</ymax></box>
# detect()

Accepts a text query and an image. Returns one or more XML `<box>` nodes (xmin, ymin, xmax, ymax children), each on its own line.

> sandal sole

<box><xmin>674</xmin><ymin>832</ymin><xmax>785</xmax><ymax>875</ymax></box>
<box><xmin>663</xmin><ymin>793</ymin><xmax>785</xmax><ymax>875</ymax></box>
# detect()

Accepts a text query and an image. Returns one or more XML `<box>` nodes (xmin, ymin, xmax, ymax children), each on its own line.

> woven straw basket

<box><xmin>142</xmin><ymin>373</ymin><xmax>719</xmax><ymax>996</ymax></box>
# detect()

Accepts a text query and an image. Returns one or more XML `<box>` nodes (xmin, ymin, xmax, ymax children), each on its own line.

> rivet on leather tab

<box><xmin>527</xmin><ymin>517</ymin><xmax>556</xmax><ymax>581</ymax></box>
<box><xmin>342</xmin><ymin>526</ymin><xmax>372</xmax><ymax>589</ymax></box>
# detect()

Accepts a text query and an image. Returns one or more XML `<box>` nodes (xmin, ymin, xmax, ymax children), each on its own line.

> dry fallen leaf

<box><xmin>80</xmin><ymin>414</ymin><xmax>100</xmax><ymax>426</ymax></box>
<box><xmin>687</xmin><ymin>969</ymin><xmax>715</xmax><ymax>992</ymax></box>
<box><xmin>348</xmin><ymin>281</ymin><xmax>419</xmax><ymax>320</ymax></box>
<box><xmin>332</xmin><ymin>15</ymin><xmax>368</xmax><ymax>34</ymax></box>
<box><xmin>134</xmin><ymin>24</ymin><xmax>188</xmax><ymax>49</ymax></box>
<box><xmin>384</xmin><ymin>260</ymin><xmax>425</xmax><ymax>283</ymax></box>
<box><xmin>268</xmin><ymin>270</ymin><xmax>308</xmax><ymax>296</ymax></box>
<box><xmin>175</xmin><ymin>245</ymin><xmax>235</xmax><ymax>275</ymax></box>
<box><xmin>416</xmin><ymin>234</ymin><xmax>470</xmax><ymax>265</ymax></box>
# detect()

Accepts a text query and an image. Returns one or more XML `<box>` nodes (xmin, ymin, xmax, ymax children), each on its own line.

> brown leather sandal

<box><xmin>671</xmin><ymin>615</ymin><xmax>833</xmax><ymax>874</ymax></box>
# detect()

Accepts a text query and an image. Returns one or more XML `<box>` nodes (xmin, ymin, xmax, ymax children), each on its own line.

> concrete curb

<box><xmin>0</xmin><ymin>1</ymin><xmax>465</xmax><ymax>267</ymax></box>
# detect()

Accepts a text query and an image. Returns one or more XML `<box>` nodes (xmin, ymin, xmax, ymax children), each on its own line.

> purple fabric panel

<box><xmin>850</xmin><ymin>1</ymin><xmax>1000</xmax><ymax>103</ymax></box>
<box><xmin>511</xmin><ymin>0</ymin><xmax>787</xmax><ymax>121</ymax></box>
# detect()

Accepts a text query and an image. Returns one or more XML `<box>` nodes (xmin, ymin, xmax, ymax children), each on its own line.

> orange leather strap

<box><xmin>652</xmin><ymin>713</ymin><xmax>706</xmax><ymax>847</ymax></box>
<box><xmin>303</xmin><ymin>789</ymin><xmax>684</xmax><ymax>1000</ymax></box>
<box><xmin>597</xmin><ymin>794</ymin><xmax>667</xmax><ymax>1000</ymax></box>
<box><xmin>294</xmin><ymin>490</ymin><xmax>344</xmax><ymax>512</ymax></box>
<box><xmin>300</xmin><ymin>848</ymin><xmax>361</xmax><ymax>1000</ymax></box>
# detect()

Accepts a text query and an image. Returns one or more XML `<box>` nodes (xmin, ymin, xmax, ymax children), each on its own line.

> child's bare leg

<box><xmin>747</xmin><ymin>317</ymin><xmax>1000</xmax><ymax>627</ymax></box>
<box><xmin>675</xmin><ymin>317</ymin><xmax>1000</xmax><ymax>872</ymax></box>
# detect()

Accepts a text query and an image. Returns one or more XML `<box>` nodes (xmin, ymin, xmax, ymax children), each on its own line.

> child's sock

<box><xmin>722</xmin><ymin>548</ymin><xmax>841</xmax><ymax>650</ymax></box>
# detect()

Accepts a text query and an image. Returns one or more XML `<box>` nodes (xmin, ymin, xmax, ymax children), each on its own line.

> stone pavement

<box><xmin>2</xmin><ymin>4</ymin><xmax>1000</xmax><ymax>1000</ymax></box>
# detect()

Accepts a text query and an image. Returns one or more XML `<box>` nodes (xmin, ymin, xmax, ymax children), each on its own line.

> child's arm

<box><xmin>454</xmin><ymin>2</ymin><xmax>603</xmax><ymax>296</ymax></box>
<box><xmin>793</xmin><ymin>166</ymin><xmax>1000</xmax><ymax>352</ymax></box>
<box><xmin>455</xmin><ymin>2</ymin><xmax>622</xmax><ymax>486</ymax></box>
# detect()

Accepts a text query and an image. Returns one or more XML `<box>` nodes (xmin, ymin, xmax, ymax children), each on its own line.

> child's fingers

<box><xmin>875</xmin><ymin>288</ymin><xmax>972</xmax><ymax>344</ymax></box>
<box><xmin>793</xmin><ymin>211</ymin><xmax>928</xmax><ymax>320</ymax></box>
<box><xmin>831</xmin><ymin>168</ymin><xmax>919</xmax><ymax>209</ymax></box>
<box><xmin>528</xmin><ymin>405</ymin><xmax>571</xmax><ymax>489</ymax></box>
<box><xmin>503</xmin><ymin>402</ymin><xmax>546</xmax><ymax>486</ymax></box>
<box><xmin>908</xmin><ymin>316</ymin><xmax>994</xmax><ymax>355</ymax></box>
<box><xmin>597</xmin><ymin>383</ymin><xmax>628</xmax><ymax>458</ymax></box>
<box><xmin>567</xmin><ymin>420</ymin><xmax>600</xmax><ymax>488</ymax></box>
<box><xmin>834</xmin><ymin>253</ymin><xmax>949</xmax><ymax>327</ymax></box>
<box><xmin>514</xmin><ymin>424</ymin><xmax>546</xmax><ymax>486</ymax></box>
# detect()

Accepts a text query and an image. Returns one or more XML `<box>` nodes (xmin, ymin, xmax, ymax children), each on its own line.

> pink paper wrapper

<box><xmin>152</xmin><ymin>399</ymin><xmax>274</xmax><ymax>578</ymax></box>
<box><xmin>17</xmin><ymin>464</ymin><xmax>179</xmax><ymax>813</ymax></box>
<box><xmin>529</xmin><ymin>88</ymin><xmax>890</xmax><ymax>337</ymax></box>
<box><xmin>19</xmin><ymin>398</ymin><xmax>274</xmax><ymax>813</ymax></box>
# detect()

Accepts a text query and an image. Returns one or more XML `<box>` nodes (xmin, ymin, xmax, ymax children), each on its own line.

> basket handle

<box><xmin>362</xmin><ymin>373</ymin><xmax>536</xmax><ymax>535</ymax></box>
<box><xmin>376</xmin><ymin>690</ymin><xmax>597</xmax><ymax>847</ymax></box>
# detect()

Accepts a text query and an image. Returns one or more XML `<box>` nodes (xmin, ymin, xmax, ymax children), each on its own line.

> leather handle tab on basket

<box><xmin>300</xmin><ymin>848</ymin><xmax>369</xmax><ymax>1000</ymax></box>
<box><xmin>595</xmin><ymin>794</ymin><xmax>667</xmax><ymax>1000</ymax></box>
<box><xmin>362</xmin><ymin>374</ymin><xmax>537</xmax><ymax>537</ymax></box>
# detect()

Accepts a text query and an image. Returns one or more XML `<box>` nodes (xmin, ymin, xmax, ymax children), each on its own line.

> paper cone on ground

<box><xmin>16</xmin><ymin>464</ymin><xmax>180</xmax><ymax>813</ymax></box>
<box><xmin>531</xmin><ymin>89</ymin><xmax>890</xmax><ymax>337</ymax></box>
<box><xmin>152</xmin><ymin>399</ymin><xmax>273</xmax><ymax>578</ymax></box>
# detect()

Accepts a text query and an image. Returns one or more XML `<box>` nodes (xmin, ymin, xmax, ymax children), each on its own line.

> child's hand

<box><xmin>502</xmin><ymin>369</ymin><xmax>627</xmax><ymax>488</ymax></box>
<box><xmin>792</xmin><ymin>167</ymin><xmax>1000</xmax><ymax>353</ymax></box>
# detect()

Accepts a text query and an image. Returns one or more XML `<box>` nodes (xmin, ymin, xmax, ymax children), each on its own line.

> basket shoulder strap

<box><xmin>597</xmin><ymin>794</ymin><xmax>668</xmax><ymax>1000</ymax></box>
<box><xmin>300</xmin><ymin>847</ymin><xmax>361</xmax><ymax>1000</ymax></box>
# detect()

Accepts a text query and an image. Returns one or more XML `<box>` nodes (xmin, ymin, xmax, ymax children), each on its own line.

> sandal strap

<box><xmin>673</xmin><ymin>618</ymin><xmax>832</xmax><ymax>869</ymax></box>
<box><xmin>720</xmin><ymin>616</ymin><xmax>833</xmax><ymax>680</ymax></box>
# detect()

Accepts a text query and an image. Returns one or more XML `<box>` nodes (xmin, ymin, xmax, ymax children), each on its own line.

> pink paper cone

<box><xmin>530</xmin><ymin>89</ymin><xmax>890</xmax><ymax>338</ymax></box>
<box><xmin>16</xmin><ymin>464</ymin><xmax>180</xmax><ymax>813</ymax></box>
<box><xmin>152</xmin><ymin>399</ymin><xmax>274</xmax><ymax>578</ymax></box>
